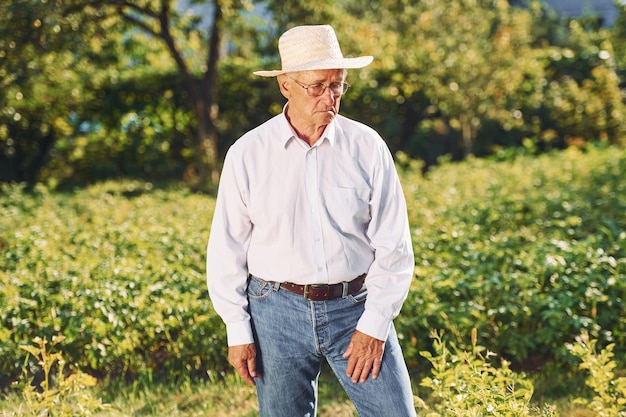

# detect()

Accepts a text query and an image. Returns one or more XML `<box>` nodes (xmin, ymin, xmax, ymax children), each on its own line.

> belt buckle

<box><xmin>303</xmin><ymin>284</ymin><xmax>310</xmax><ymax>300</ymax></box>
<box><xmin>303</xmin><ymin>284</ymin><xmax>326</xmax><ymax>300</ymax></box>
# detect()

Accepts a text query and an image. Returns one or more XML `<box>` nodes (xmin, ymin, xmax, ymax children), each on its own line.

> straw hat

<box><xmin>253</xmin><ymin>25</ymin><xmax>373</xmax><ymax>77</ymax></box>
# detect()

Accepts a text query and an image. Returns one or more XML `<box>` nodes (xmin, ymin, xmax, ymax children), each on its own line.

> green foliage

<box><xmin>396</xmin><ymin>145</ymin><xmax>626</xmax><ymax>369</ymax></box>
<box><xmin>539</xmin><ymin>17</ymin><xmax>626</xmax><ymax>147</ymax></box>
<box><xmin>567</xmin><ymin>332</ymin><xmax>626</xmax><ymax>416</ymax></box>
<box><xmin>0</xmin><ymin>0</ymin><xmax>123</xmax><ymax>184</ymax></box>
<box><xmin>611</xmin><ymin>2</ymin><xmax>626</xmax><ymax>72</ymax></box>
<box><xmin>419</xmin><ymin>329</ymin><xmax>543</xmax><ymax>417</ymax></box>
<box><xmin>5</xmin><ymin>333</ymin><xmax>626</xmax><ymax>416</ymax></box>
<box><xmin>0</xmin><ymin>142</ymin><xmax>624</xmax><ymax>414</ymax></box>
<box><xmin>0</xmin><ymin>181</ymin><xmax>226</xmax><ymax>384</ymax></box>
<box><xmin>3</xmin><ymin>0</ymin><xmax>626</xmax><ymax>186</ymax></box>
<box><xmin>46</xmin><ymin>72</ymin><xmax>193</xmax><ymax>187</ymax></box>
<box><xmin>1</xmin><ymin>147</ymin><xmax>625</xmax><ymax>395</ymax></box>
<box><xmin>216</xmin><ymin>58</ymin><xmax>285</xmax><ymax>155</ymax></box>
<box><xmin>329</xmin><ymin>0</ymin><xmax>626</xmax><ymax>161</ymax></box>
<box><xmin>14</xmin><ymin>336</ymin><xmax>108</xmax><ymax>416</ymax></box>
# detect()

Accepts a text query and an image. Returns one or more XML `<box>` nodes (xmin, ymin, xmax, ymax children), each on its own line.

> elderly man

<box><xmin>207</xmin><ymin>24</ymin><xmax>416</xmax><ymax>417</ymax></box>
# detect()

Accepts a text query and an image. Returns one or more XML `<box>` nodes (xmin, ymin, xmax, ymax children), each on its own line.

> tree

<box><xmin>0</xmin><ymin>0</ymin><xmax>116</xmax><ymax>184</ymax></box>
<box><xmin>321</xmin><ymin>0</ymin><xmax>626</xmax><ymax>159</ymax></box>
<box><xmin>388</xmin><ymin>0</ymin><xmax>542</xmax><ymax>157</ymax></box>
<box><xmin>2</xmin><ymin>0</ymin><xmax>623</xmax><ymax>186</ymax></box>
<box><xmin>62</xmin><ymin>0</ymin><xmax>253</xmax><ymax>188</ymax></box>
<box><xmin>1</xmin><ymin>0</ymin><xmax>259</xmax><ymax>188</ymax></box>
<box><xmin>610</xmin><ymin>0</ymin><xmax>626</xmax><ymax>77</ymax></box>
<box><xmin>541</xmin><ymin>17</ymin><xmax>626</xmax><ymax>146</ymax></box>
<box><xmin>123</xmin><ymin>0</ymin><xmax>222</xmax><ymax>186</ymax></box>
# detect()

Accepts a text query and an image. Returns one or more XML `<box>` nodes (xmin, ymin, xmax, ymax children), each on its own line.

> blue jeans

<box><xmin>247</xmin><ymin>275</ymin><xmax>416</xmax><ymax>417</ymax></box>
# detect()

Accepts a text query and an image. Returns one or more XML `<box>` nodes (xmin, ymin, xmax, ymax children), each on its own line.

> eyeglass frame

<box><xmin>288</xmin><ymin>76</ymin><xmax>351</xmax><ymax>97</ymax></box>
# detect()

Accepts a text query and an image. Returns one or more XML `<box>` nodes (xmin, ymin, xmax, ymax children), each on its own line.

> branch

<box><xmin>155</xmin><ymin>0</ymin><xmax>194</xmax><ymax>92</ymax></box>
<box><xmin>120</xmin><ymin>0</ymin><xmax>160</xmax><ymax>19</ymax></box>
<box><xmin>116</xmin><ymin>0</ymin><xmax>162</xmax><ymax>37</ymax></box>
<box><xmin>204</xmin><ymin>0</ymin><xmax>222</xmax><ymax>85</ymax></box>
<box><xmin>119</xmin><ymin>8</ymin><xmax>160</xmax><ymax>38</ymax></box>
<box><xmin>117</xmin><ymin>0</ymin><xmax>188</xmax><ymax>79</ymax></box>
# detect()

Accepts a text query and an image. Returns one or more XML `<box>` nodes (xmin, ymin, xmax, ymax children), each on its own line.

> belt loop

<box><xmin>341</xmin><ymin>281</ymin><xmax>349</xmax><ymax>298</ymax></box>
<box><xmin>303</xmin><ymin>284</ymin><xmax>309</xmax><ymax>300</ymax></box>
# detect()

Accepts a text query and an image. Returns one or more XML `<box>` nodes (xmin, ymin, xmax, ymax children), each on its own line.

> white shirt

<box><xmin>206</xmin><ymin>109</ymin><xmax>414</xmax><ymax>346</ymax></box>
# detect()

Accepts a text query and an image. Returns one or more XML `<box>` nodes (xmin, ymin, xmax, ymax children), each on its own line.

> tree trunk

<box><xmin>461</xmin><ymin>114</ymin><xmax>474</xmax><ymax>157</ymax></box>
<box><xmin>180</xmin><ymin>1</ymin><xmax>222</xmax><ymax>190</ymax></box>
<box><xmin>122</xmin><ymin>0</ymin><xmax>224</xmax><ymax>190</ymax></box>
<box><xmin>192</xmin><ymin>95</ymin><xmax>220</xmax><ymax>187</ymax></box>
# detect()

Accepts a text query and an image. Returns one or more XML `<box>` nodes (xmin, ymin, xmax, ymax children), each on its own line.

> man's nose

<box><xmin>322</xmin><ymin>86</ymin><xmax>337</xmax><ymax>102</ymax></box>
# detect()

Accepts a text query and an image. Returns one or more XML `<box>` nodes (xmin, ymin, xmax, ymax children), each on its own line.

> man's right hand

<box><xmin>228</xmin><ymin>343</ymin><xmax>260</xmax><ymax>386</ymax></box>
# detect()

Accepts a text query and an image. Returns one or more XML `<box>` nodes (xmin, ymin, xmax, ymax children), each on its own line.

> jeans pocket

<box><xmin>347</xmin><ymin>286</ymin><xmax>368</xmax><ymax>305</ymax></box>
<box><xmin>247</xmin><ymin>275</ymin><xmax>275</xmax><ymax>300</ymax></box>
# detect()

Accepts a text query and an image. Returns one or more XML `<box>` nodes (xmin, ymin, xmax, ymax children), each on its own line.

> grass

<box><xmin>0</xmin><ymin>363</ymin><xmax>360</xmax><ymax>417</ymax></box>
<box><xmin>0</xmin><ymin>363</ymin><xmax>596</xmax><ymax>417</ymax></box>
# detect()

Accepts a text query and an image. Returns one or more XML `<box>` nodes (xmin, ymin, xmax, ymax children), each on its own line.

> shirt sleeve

<box><xmin>356</xmin><ymin>141</ymin><xmax>415</xmax><ymax>341</ymax></box>
<box><xmin>206</xmin><ymin>146</ymin><xmax>254</xmax><ymax>346</ymax></box>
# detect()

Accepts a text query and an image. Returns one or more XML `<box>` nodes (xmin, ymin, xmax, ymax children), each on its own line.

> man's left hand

<box><xmin>342</xmin><ymin>330</ymin><xmax>385</xmax><ymax>383</ymax></box>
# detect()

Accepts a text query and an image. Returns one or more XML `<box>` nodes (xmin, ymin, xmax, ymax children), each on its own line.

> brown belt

<box><xmin>279</xmin><ymin>274</ymin><xmax>367</xmax><ymax>301</ymax></box>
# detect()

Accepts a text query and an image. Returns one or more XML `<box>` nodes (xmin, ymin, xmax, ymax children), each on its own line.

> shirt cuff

<box><xmin>356</xmin><ymin>308</ymin><xmax>392</xmax><ymax>341</ymax></box>
<box><xmin>225</xmin><ymin>320</ymin><xmax>255</xmax><ymax>346</ymax></box>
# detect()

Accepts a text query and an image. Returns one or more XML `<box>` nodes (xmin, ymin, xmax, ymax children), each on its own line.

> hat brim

<box><xmin>253</xmin><ymin>56</ymin><xmax>373</xmax><ymax>77</ymax></box>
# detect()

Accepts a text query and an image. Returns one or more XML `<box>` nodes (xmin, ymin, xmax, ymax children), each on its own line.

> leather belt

<box><xmin>279</xmin><ymin>274</ymin><xmax>367</xmax><ymax>301</ymax></box>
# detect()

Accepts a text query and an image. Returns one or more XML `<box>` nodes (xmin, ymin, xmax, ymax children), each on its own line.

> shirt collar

<box><xmin>279</xmin><ymin>103</ymin><xmax>337</xmax><ymax>148</ymax></box>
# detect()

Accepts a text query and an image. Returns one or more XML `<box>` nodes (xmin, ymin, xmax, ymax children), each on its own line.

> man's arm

<box><xmin>348</xmin><ymin>139</ymin><xmax>414</xmax><ymax>380</ymax></box>
<box><xmin>207</xmin><ymin>147</ymin><xmax>255</xmax><ymax>346</ymax></box>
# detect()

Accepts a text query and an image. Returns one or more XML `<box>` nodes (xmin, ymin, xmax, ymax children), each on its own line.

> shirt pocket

<box><xmin>324</xmin><ymin>187</ymin><xmax>371</xmax><ymax>232</ymax></box>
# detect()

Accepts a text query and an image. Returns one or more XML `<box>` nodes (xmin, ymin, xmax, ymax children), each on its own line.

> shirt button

<box><xmin>314</xmin><ymin>238</ymin><xmax>320</xmax><ymax>243</ymax></box>
<box><xmin>317</xmin><ymin>267</ymin><xmax>323</xmax><ymax>272</ymax></box>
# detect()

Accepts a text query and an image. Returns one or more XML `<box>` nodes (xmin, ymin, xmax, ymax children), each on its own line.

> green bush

<box><xmin>4</xmin><ymin>332</ymin><xmax>623</xmax><ymax>415</ymax></box>
<box><xmin>0</xmin><ymin>181</ymin><xmax>226</xmax><ymax>384</ymax></box>
<box><xmin>397</xmin><ymin>145</ymin><xmax>626</xmax><ymax>370</ymax></box>
<box><xmin>419</xmin><ymin>329</ymin><xmax>551</xmax><ymax>417</ymax></box>
<box><xmin>15</xmin><ymin>336</ymin><xmax>108</xmax><ymax>416</ymax></box>
<box><xmin>567</xmin><ymin>331</ymin><xmax>626</xmax><ymax>416</ymax></box>
<box><xmin>1</xmin><ymin>146</ymin><xmax>625</xmax><ymax>388</ymax></box>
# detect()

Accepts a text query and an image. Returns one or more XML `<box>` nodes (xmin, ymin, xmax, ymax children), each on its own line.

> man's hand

<box><xmin>228</xmin><ymin>343</ymin><xmax>260</xmax><ymax>386</ymax></box>
<box><xmin>342</xmin><ymin>330</ymin><xmax>385</xmax><ymax>383</ymax></box>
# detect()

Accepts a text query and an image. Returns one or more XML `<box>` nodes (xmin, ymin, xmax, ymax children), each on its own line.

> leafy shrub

<box><xmin>4</xmin><ymin>331</ymin><xmax>623</xmax><ymax>416</ymax></box>
<box><xmin>0</xmin><ymin>181</ymin><xmax>226</xmax><ymax>385</ymax></box>
<box><xmin>418</xmin><ymin>329</ymin><xmax>554</xmax><ymax>417</ymax></box>
<box><xmin>416</xmin><ymin>330</ymin><xmax>624</xmax><ymax>416</ymax></box>
<box><xmin>397</xmin><ymin>146</ymin><xmax>626</xmax><ymax>370</ymax></box>
<box><xmin>567</xmin><ymin>331</ymin><xmax>626</xmax><ymax>416</ymax></box>
<box><xmin>16</xmin><ymin>336</ymin><xmax>108</xmax><ymax>416</ymax></box>
<box><xmin>1</xmin><ymin>146</ymin><xmax>625</xmax><ymax>388</ymax></box>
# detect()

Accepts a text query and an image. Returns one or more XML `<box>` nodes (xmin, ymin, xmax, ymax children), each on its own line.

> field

<box><xmin>1</xmin><ymin>145</ymin><xmax>625</xmax><ymax>415</ymax></box>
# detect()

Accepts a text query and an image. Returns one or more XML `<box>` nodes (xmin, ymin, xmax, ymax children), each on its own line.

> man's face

<box><xmin>279</xmin><ymin>69</ymin><xmax>346</xmax><ymax>129</ymax></box>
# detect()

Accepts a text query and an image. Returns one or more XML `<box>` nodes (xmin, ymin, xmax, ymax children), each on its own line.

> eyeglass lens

<box><xmin>290</xmin><ymin>76</ymin><xmax>349</xmax><ymax>96</ymax></box>
<box><xmin>308</xmin><ymin>83</ymin><xmax>349</xmax><ymax>96</ymax></box>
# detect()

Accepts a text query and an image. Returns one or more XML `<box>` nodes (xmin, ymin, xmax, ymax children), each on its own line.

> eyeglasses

<box><xmin>288</xmin><ymin>76</ymin><xmax>350</xmax><ymax>97</ymax></box>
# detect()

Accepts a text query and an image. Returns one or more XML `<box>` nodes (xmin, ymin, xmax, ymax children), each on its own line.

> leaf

<box><xmin>19</xmin><ymin>345</ymin><xmax>41</xmax><ymax>357</ymax></box>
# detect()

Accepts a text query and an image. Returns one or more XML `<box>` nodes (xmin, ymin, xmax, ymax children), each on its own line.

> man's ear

<box><xmin>277</xmin><ymin>74</ymin><xmax>290</xmax><ymax>99</ymax></box>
